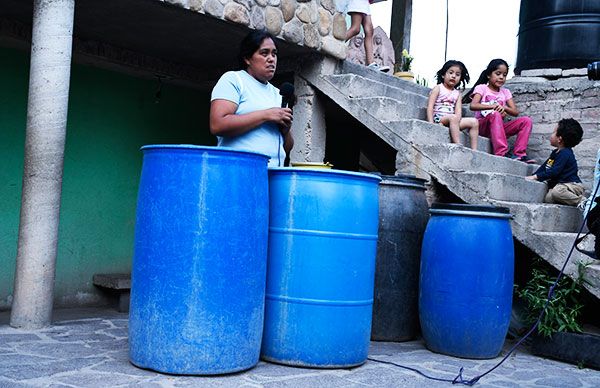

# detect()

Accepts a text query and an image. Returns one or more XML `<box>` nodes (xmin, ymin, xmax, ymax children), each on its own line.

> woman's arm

<box><xmin>210</xmin><ymin>99</ymin><xmax>292</xmax><ymax>136</ymax></box>
<box><xmin>426</xmin><ymin>85</ymin><xmax>440</xmax><ymax>123</ymax></box>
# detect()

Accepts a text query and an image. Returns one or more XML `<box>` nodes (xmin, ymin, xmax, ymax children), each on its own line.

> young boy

<box><xmin>526</xmin><ymin>118</ymin><xmax>584</xmax><ymax>206</ymax></box>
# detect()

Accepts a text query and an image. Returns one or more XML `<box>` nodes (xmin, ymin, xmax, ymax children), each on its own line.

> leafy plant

<box><xmin>415</xmin><ymin>75</ymin><xmax>429</xmax><ymax>87</ymax></box>
<box><xmin>395</xmin><ymin>49</ymin><xmax>413</xmax><ymax>72</ymax></box>
<box><xmin>516</xmin><ymin>259</ymin><xmax>585</xmax><ymax>337</ymax></box>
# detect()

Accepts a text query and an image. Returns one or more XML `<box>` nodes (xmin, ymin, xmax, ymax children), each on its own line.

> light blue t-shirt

<box><xmin>211</xmin><ymin>70</ymin><xmax>284</xmax><ymax>167</ymax></box>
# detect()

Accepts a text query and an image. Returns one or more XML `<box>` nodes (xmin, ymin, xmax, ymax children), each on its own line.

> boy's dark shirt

<box><xmin>534</xmin><ymin>148</ymin><xmax>581</xmax><ymax>188</ymax></box>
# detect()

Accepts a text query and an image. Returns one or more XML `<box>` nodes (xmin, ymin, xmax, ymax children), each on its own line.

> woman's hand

<box><xmin>264</xmin><ymin>107</ymin><xmax>293</xmax><ymax>128</ymax></box>
<box><xmin>210</xmin><ymin>100</ymin><xmax>293</xmax><ymax>137</ymax></box>
<box><xmin>493</xmin><ymin>104</ymin><xmax>505</xmax><ymax>114</ymax></box>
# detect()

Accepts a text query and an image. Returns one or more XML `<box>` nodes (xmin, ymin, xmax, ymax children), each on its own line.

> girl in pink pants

<box><xmin>464</xmin><ymin>59</ymin><xmax>535</xmax><ymax>163</ymax></box>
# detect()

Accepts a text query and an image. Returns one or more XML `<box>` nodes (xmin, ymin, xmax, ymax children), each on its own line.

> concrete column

<box><xmin>10</xmin><ymin>0</ymin><xmax>75</xmax><ymax>329</ymax></box>
<box><xmin>390</xmin><ymin>0</ymin><xmax>412</xmax><ymax>61</ymax></box>
<box><xmin>290</xmin><ymin>75</ymin><xmax>328</xmax><ymax>163</ymax></box>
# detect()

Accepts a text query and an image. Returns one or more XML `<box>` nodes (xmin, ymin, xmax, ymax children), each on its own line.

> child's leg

<box><xmin>460</xmin><ymin>117</ymin><xmax>479</xmax><ymax>150</ymax></box>
<box><xmin>362</xmin><ymin>15</ymin><xmax>374</xmax><ymax>65</ymax></box>
<box><xmin>479</xmin><ymin>112</ymin><xmax>508</xmax><ymax>156</ymax></box>
<box><xmin>545</xmin><ymin>183</ymin><xmax>585</xmax><ymax>206</ymax></box>
<box><xmin>440</xmin><ymin>114</ymin><xmax>461</xmax><ymax>144</ymax></box>
<box><xmin>504</xmin><ymin>116</ymin><xmax>533</xmax><ymax>157</ymax></box>
<box><xmin>345</xmin><ymin>13</ymin><xmax>363</xmax><ymax>41</ymax></box>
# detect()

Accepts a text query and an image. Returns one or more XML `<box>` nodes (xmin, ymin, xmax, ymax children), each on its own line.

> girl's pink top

<box><xmin>471</xmin><ymin>84</ymin><xmax>513</xmax><ymax>119</ymax></box>
<box><xmin>433</xmin><ymin>84</ymin><xmax>460</xmax><ymax>117</ymax></box>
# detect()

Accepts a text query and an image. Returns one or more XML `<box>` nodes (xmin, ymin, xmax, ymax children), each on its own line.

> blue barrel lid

<box><xmin>140</xmin><ymin>144</ymin><xmax>270</xmax><ymax>160</ymax></box>
<box><xmin>269</xmin><ymin>167</ymin><xmax>382</xmax><ymax>183</ymax></box>
<box><xmin>430</xmin><ymin>203</ymin><xmax>512</xmax><ymax>219</ymax></box>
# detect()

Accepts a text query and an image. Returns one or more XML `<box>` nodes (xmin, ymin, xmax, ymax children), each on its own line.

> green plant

<box><xmin>396</xmin><ymin>49</ymin><xmax>413</xmax><ymax>72</ymax></box>
<box><xmin>517</xmin><ymin>259</ymin><xmax>585</xmax><ymax>337</ymax></box>
<box><xmin>415</xmin><ymin>75</ymin><xmax>429</xmax><ymax>87</ymax></box>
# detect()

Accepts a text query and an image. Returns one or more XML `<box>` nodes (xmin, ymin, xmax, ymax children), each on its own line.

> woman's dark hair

<box><xmin>436</xmin><ymin>60</ymin><xmax>470</xmax><ymax>89</ymax></box>
<box><xmin>556</xmin><ymin>118</ymin><xmax>583</xmax><ymax>148</ymax></box>
<box><xmin>462</xmin><ymin>58</ymin><xmax>509</xmax><ymax>103</ymax></box>
<box><xmin>238</xmin><ymin>30</ymin><xmax>277</xmax><ymax>70</ymax></box>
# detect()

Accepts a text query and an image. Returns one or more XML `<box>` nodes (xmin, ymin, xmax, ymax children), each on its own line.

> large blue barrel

<box><xmin>129</xmin><ymin>145</ymin><xmax>269</xmax><ymax>375</ymax></box>
<box><xmin>372</xmin><ymin>175</ymin><xmax>428</xmax><ymax>342</ymax></box>
<box><xmin>262</xmin><ymin>168</ymin><xmax>381</xmax><ymax>368</ymax></box>
<box><xmin>419</xmin><ymin>203</ymin><xmax>514</xmax><ymax>359</ymax></box>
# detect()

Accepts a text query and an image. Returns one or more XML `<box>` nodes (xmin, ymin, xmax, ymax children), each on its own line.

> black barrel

<box><xmin>516</xmin><ymin>0</ymin><xmax>600</xmax><ymax>72</ymax></box>
<box><xmin>371</xmin><ymin>175</ymin><xmax>428</xmax><ymax>342</ymax></box>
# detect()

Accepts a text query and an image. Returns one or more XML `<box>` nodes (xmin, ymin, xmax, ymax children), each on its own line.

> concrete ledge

<box><xmin>531</xmin><ymin>331</ymin><xmax>600</xmax><ymax>370</ymax></box>
<box><xmin>338</xmin><ymin>60</ymin><xmax>431</xmax><ymax>96</ymax></box>
<box><xmin>92</xmin><ymin>274</ymin><xmax>131</xmax><ymax>313</ymax></box>
<box><xmin>384</xmin><ymin>121</ymin><xmax>492</xmax><ymax>153</ymax></box>
<box><xmin>450</xmin><ymin>171</ymin><xmax>547</xmax><ymax>203</ymax></box>
<box><xmin>520</xmin><ymin>68</ymin><xmax>563</xmax><ymax>78</ymax></box>
<box><xmin>492</xmin><ymin>200</ymin><xmax>583</xmax><ymax>233</ymax></box>
<box><xmin>562</xmin><ymin>68</ymin><xmax>588</xmax><ymax>77</ymax></box>
<box><xmin>92</xmin><ymin>274</ymin><xmax>131</xmax><ymax>289</ymax></box>
<box><xmin>418</xmin><ymin>144</ymin><xmax>530</xmax><ymax>176</ymax></box>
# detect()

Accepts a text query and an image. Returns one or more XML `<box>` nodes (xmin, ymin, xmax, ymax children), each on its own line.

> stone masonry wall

<box><xmin>161</xmin><ymin>0</ymin><xmax>348</xmax><ymax>59</ymax></box>
<box><xmin>507</xmin><ymin>73</ymin><xmax>600</xmax><ymax>191</ymax></box>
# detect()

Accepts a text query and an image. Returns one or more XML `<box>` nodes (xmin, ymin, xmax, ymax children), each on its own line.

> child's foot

<box><xmin>516</xmin><ymin>155</ymin><xmax>537</xmax><ymax>164</ymax></box>
<box><xmin>367</xmin><ymin>62</ymin><xmax>390</xmax><ymax>72</ymax></box>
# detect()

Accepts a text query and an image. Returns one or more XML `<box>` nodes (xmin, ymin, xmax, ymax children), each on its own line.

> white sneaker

<box><xmin>367</xmin><ymin>62</ymin><xmax>390</xmax><ymax>73</ymax></box>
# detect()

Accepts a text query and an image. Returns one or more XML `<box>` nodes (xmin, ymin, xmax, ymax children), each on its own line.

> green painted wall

<box><xmin>0</xmin><ymin>46</ymin><xmax>214</xmax><ymax>309</ymax></box>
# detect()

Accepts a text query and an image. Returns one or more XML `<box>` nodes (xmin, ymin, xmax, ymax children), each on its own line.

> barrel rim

<box><xmin>140</xmin><ymin>144</ymin><xmax>270</xmax><ymax>160</ymax></box>
<box><xmin>268</xmin><ymin>167</ymin><xmax>382</xmax><ymax>182</ymax></box>
<box><xmin>430</xmin><ymin>203</ymin><xmax>512</xmax><ymax>219</ymax></box>
<box><xmin>379</xmin><ymin>174</ymin><xmax>427</xmax><ymax>189</ymax></box>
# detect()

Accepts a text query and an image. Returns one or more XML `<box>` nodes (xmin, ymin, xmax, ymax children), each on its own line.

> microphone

<box><xmin>279</xmin><ymin>82</ymin><xmax>295</xmax><ymax>109</ymax></box>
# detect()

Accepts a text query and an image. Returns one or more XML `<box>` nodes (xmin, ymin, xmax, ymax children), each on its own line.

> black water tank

<box><xmin>516</xmin><ymin>0</ymin><xmax>600</xmax><ymax>73</ymax></box>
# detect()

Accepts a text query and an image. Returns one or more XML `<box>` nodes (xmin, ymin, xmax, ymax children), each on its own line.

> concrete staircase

<box><xmin>302</xmin><ymin>61</ymin><xmax>600</xmax><ymax>300</ymax></box>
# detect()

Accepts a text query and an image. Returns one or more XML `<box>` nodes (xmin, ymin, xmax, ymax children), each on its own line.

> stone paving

<box><xmin>0</xmin><ymin>308</ymin><xmax>599</xmax><ymax>388</ymax></box>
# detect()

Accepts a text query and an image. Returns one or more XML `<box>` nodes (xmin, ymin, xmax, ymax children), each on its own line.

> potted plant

<box><xmin>516</xmin><ymin>259</ymin><xmax>600</xmax><ymax>369</ymax></box>
<box><xmin>394</xmin><ymin>49</ymin><xmax>414</xmax><ymax>81</ymax></box>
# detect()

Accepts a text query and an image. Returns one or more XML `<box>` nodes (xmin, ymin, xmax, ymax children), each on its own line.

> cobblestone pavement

<box><xmin>0</xmin><ymin>308</ymin><xmax>598</xmax><ymax>388</ymax></box>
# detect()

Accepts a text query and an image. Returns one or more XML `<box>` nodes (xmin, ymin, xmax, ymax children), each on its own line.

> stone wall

<box><xmin>507</xmin><ymin>72</ymin><xmax>600</xmax><ymax>190</ymax></box>
<box><xmin>161</xmin><ymin>0</ymin><xmax>348</xmax><ymax>59</ymax></box>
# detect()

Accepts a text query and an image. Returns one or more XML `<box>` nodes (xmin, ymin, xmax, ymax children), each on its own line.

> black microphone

<box><xmin>279</xmin><ymin>82</ymin><xmax>295</xmax><ymax>109</ymax></box>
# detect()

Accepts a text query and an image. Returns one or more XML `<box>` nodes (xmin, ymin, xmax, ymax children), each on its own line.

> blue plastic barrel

<box><xmin>261</xmin><ymin>168</ymin><xmax>381</xmax><ymax>368</ymax></box>
<box><xmin>419</xmin><ymin>203</ymin><xmax>514</xmax><ymax>359</ymax></box>
<box><xmin>129</xmin><ymin>145</ymin><xmax>269</xmax><ymax>375</ymax></box>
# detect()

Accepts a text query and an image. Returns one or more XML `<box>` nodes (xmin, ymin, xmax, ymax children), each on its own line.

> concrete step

<box><xmin>353</xmin><ymin>97</ymin><xmax>413</xmax><ymax>122</ymax></box>
<box><xmin>339</xmin><ymin>60</ymin><xmax>431</xmax><ymax>97</ymax></box>
<box><xmin>418</xmin><ymin>143</ymin><xmax>537</xmax><ymax>176</ymax></box>
<box><xmin>449</xmin><ymin>171</ymin><xmax>547</xmax><ymax>203</ymax></box>
<box><xmin>492</xmin><ymin>200</ymin><xmax>584</xmax><ymax>233</ymax></box>
<box><xmin>386</xmin><ymin>120</ymin><xmax>493</xmax><ymax>154</ymax></box>
<box><xmin>326</xmin><ymin>74</ymin><xmax>427</xmax><ymax>120</ymax></box>
<box><xmin>326</xmin><ymin>74</ymin><xmax>428</xmax><ymax>106</ymax></box>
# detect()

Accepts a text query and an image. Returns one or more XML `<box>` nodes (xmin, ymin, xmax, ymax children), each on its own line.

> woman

<box><xmin>210</xmin><ymin>30</ymin><xmax>293</xmax><ymax>167</ymax></box>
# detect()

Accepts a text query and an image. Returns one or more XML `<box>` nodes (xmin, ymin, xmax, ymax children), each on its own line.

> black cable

<box><xmin>369</xmin><ymin>179</ymin><xmax>600</xmax><ymax>385</ymax></box>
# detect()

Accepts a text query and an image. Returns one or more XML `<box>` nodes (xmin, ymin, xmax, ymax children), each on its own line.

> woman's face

<box><xmin>245</xmin><ymin>38</ymin><xmax>277</xmax><ymax>83</ymax></box>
